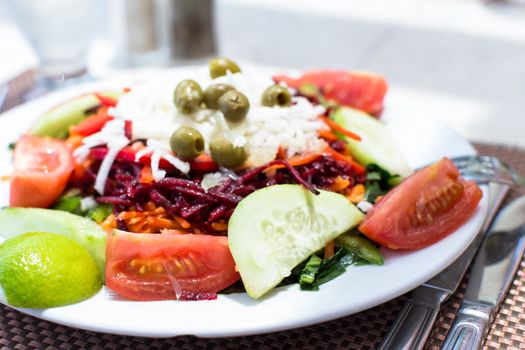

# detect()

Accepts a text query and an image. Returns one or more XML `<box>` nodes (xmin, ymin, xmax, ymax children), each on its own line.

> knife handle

<box><xmin>441</xmin><ymin>302</ymin><xmax>493</xmax><ymax>350</ymax></box>
<box><xmin>378</xmin><ymin>287</ymin><xmax>447</xmax><ymax>350</ymax></box>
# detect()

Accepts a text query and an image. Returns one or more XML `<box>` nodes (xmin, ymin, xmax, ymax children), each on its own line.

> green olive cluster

<box><xmin>173</xmin><ymin>58</ymin><xmax>250</xmax><ymax>124</ymax></box>
<box><xmin>169</xmin><ymin>126</ymin><xmax>247</xmax><ymax>168</ymax></box>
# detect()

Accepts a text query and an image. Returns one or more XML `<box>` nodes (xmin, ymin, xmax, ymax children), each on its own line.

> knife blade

<box><xmin>441</xmin><ymin>196</ymin><xmax>525</xmax><ymax>350</ymax></box>
<box><xmin>378</xmin><ymin>182</ymin><xmax>509</xmax><ymax>350</ymax></box>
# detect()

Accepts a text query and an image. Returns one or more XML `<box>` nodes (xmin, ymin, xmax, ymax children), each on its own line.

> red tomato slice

<box><xmin>273</xmin><ymin>70</ymin><xmax>387</xmax><ymax>116</ymax></box>
<box><xmin>359</xmin><ymin>157</ymin><xmax>482</xmax><ymax>250</ymax></box>
<box><xmin>10</xmin><ymin>135</ymin><xmax>74</xmax><ymax>208</ymax></box>
<box><xmin>106</xmin><ymin>231</ymin><xmax>240</xmax><ymax>300</ymax></box>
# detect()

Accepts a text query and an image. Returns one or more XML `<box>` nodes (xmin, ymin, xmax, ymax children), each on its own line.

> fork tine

<box><xmin>446</xmin><ymin>155</ymin><xmax>525</xmax><ymax>192</ymax></box>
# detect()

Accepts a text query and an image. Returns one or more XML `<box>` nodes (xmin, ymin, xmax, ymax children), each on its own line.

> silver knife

<box><xmin>378</xmin><ymin>182</ymin><xmax>509</xmax><ymax>350</ymax></box>
<box><xmin>441</xmin><ymin>196</ymin><xmax>525</xmax><ymax>350</ymax></box>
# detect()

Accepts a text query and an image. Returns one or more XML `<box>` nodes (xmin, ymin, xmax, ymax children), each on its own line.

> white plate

<box><xmin>0</xmin><ymin>67</ymin><xmax>488</xmax><ymax>338</ymax></box>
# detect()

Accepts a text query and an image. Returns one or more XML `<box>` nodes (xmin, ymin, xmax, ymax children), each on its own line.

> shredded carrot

<box><xmin>0</xmin><ymin>175</ymin><xmax>9</xmax><ymax>181</ymax></box>
<box><xmin>174</xmin><ymin>216</ymin><xmax>191</xmax><ymax>229</ymax></box>
<box><xmin>106</xmin><ymin>201</ymin><xmax>205</xmax><ymax>234</ymax></box>
<box><xmin>328</xmin><ymin>176</ymin><xmax>350</xmax><ymax>192</ymax></box>
<box><xmin>276</xmin><ymin>146</ymin><xmax>287</xmax><ymax>160</ymax></box>
<box><xmin>264</xmin><ymin>153</ymin><xmax>322</xmax><ymax>174</ymax></box>
<box><xmin>324</xmin><ymin>240</ymin><xmax>335</xmax><ymax>259</ymax></box>
<box><xmin>65</xmin><ymin>134</ymin><xmax>84</xmax><ymax>151</ymax></box>
<box><xmin>143</xmin><ymin>201</ymin><xmax>156</xmax><ymax>211</ymax></box>
<box><xmin>100</xmin><ymin>214</ymin><xmax>116</xmax><ymax>233</ymax></box>
<box><xmin>211</xmin><ymin>221</ymin><xmax>228</xmax><ymax>231</ymax></box>
<box><xmin>375</xmin><ymin>195</ymin><xmax>384</xmax><ymax>203</ymax></box>
<box><xmin>347</xmin><ymin>184</ymin><xmax>365</xmax><ymax>203</ymax></box>
<box><xmin>140</xmin><ymin>166</ymin><xmax>154</xmax><ymax>184</ymax></box>
<box><xmin>320</xmin><ymin>116</ymin><xmax>361</xmax><ymax>141</ymax></box>
<box><xmin>317</xmin><ymin>129</ymin><xmax>338</xmax><ymax>142</ymax></box>
<box><xmin>324</xmin><ymin>146</ymin><xmax>365</xmax><ymax>174</ymax></box>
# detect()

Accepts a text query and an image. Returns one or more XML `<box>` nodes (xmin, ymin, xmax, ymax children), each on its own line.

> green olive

<box><xmin>261</xmin><ymin>84</ymin><xmax>292</xmax><ymax>107</ymax></box>
<box><xmin>173</xmin><ymin>79</ymin><xmax>203</xmax><ymax>114</ymax></box>
<box><xmin>203</xmin><ymin>83</ymin><xmax>235</xmax><ymax>109</ymax></box>
<box><xmin>209</xmin><ymin>135</ymin><xmax>247</xmax><ymax>168</ymax></box>
<box><xmin>209</xmin><ymin>57</ymin><xmax>241</xmax><ymax>79</ymax></box>
<box><xmin>218</xmin><ymin>90</ymin><xmax>250</xmax><ymax>123</ymax></box>
<box><xmin>170</xmin><ymin>126</ymin><xmax>205</xmax><ymax>160</ymax></box>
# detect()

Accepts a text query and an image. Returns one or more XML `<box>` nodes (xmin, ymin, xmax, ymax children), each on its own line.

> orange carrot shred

<box><xmin>276</xmin><ymin>146</ymin><xmax>287</xmax><ymax>160</ymax></box>
<box><xmin>264</xmin><ymin>153</ymin><xmax>322</xmax><ymax>173</ymax></box>
<box><xmin>100</xmin><ymin>214</ymin><xmax>116</xmax><ymax>233</ymax></box>
<box><xmin>328</xmin><ymin>176</ymin><xmax>350</xmax><ymax>192</ymax></box>
<box><xmin>140</xmin><ymin>166</ymin><xmax>154</xmax><ymax>184</ymax></box>
<box><xmin>174</xmin><ymin>216</ymin><xmax>191</xmax><ymax>229</ymax></box>
<box><xmin>320</xmin><ymin>116</ymin><xmax>362</xmax><ymax>141</ymax></box>
<box><xmin>324</xmin><ymin>146</ymin><xmax>366</xmax><ymax>174</ymax></box>
<box><xmin>211</xmin><ymin>221</ymin><xmax>228</xmax><ymax>231</ymax></box>
<box><xmin>65</xmin><ymin>134</ymin><xmax>84</xmax><ymax>151</ymax></box>
<box><xmin>0</xmin><ymin>175</ymin><xmax>9</xmax><ymax>181</ymax></box>
<box><xmin>347</xmin><ymin>184</ymin><xmax>365</xmax><ymax>203</ymax></box>
<box><xmin>317</xmin><ymin>129</ymin><xmax>338</xmax><ymax>142</ymax></box>
<box><xmin>324</xmin><ymin>240</ymin><xmax>335</xmax><ymax>259</ymax></box>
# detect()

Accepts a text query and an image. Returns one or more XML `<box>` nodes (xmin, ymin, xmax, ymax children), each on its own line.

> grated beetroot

<box><xmin>70</xmin><ymin>146</ymin><xmax>365</xmax><ymax>232</ymax></box>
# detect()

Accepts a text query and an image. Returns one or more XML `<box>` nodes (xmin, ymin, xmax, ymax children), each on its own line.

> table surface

<box><xmin>0</xmin><ymin>142</ymin><xmax>523</xmax><ymax>350</ymax></box>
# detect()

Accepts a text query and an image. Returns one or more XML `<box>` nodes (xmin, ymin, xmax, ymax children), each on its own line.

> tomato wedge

<box><xmin>273</xmin><ymin>70</ymin><xmax>387</xmax><ymax>116</ymax></box>
<box><xmin>106</xmin><ymin>231</ymin><xmax>240</xmax><ymax>300</ymax></box>
<box><xmin>10</xmin><ymin>135</ymin><xmax>74</xmax><ymax>208</ymax></box>
<box><xmin>359</xmin><ymin>158</ymin><xmax>482</xmax><ymax>250</ymax></box>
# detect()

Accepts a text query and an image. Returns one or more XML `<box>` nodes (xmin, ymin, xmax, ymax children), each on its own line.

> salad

<box><xmin>0</xmin><ymin>58</ymin><xmax>482</xmax><ymax>306</ymax></box>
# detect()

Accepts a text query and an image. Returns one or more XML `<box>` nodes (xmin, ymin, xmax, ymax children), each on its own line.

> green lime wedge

<box><xmin>0</xmin><ymin>232</ymin><xmax>102</xmax><ymax>308</ymax></box>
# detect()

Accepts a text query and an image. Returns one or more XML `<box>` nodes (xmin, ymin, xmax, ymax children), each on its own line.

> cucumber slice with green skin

<box><xmin>228</xmin><ymin>184</ymin><xmax>364</xmax><ymax>299</ymax></box>
<box><xmin>0</xmin><ymin>208</ymin><xmax>106</xmax><ymax>278</ymax></box>
<box><xmin>332</xmin><ymin>107</ymin><xmax>412</xmax><ymax>178</ymax></box>
<box><xmin>29</xmin><ymin>91</ymin><xmax>121</xmax><ymax>139</ymax></box>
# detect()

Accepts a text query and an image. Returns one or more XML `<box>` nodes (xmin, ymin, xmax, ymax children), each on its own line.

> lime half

<box><xmin>0</xmin><ymin>232</ymin><xmax>102</xmax><ymax>308</ymax></box>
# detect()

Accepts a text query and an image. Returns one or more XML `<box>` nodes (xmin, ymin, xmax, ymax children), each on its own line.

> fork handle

<box><xmin>378</xmin><ymin>287</ymin><xmax>448</xmax><ymax>350</ymax></box>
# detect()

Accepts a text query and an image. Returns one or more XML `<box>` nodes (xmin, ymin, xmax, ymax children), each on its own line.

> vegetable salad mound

<box><xmin>5</xmin><ymin>58</ymin><xmax>481</xmax><ymax>302</ymax></box>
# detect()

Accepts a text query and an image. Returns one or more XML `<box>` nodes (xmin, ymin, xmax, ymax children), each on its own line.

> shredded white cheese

<box><xmin>73</xmin><ymin>119</ymin><xmax>130</xmax><ymax>195</ymax></box>
<box><xmin>201</xmin><ymin>172</ymin><xmax>229</xmax><ymax>192</ymax></box>
<box><xmin>80</xmin><ymin>196</ymin><xmax>97</xmax><ymax>212</ymax></box>
<box><xmin>135</xmin><ymin>139</ymin><xmax>190</xmax><ymax>182</ymax></box>
<box><xmin>357</xmin><ymin>200</ymin><xmax>374</xmax><ymax>213</ymax></box>
<box><xmin>113</xmin><ymin>68</ymin><xmax>328</xmax><ymax>167</ymax></box>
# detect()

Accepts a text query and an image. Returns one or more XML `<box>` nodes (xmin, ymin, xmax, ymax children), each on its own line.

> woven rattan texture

<box><xmin>0</xmin><ymin>142</ymin><xmax>524</xmax><ymax>350</ymax></box>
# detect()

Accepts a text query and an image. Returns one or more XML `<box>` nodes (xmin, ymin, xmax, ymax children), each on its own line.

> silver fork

<box><xmin>378</xmin><ymin>154</ymin><xmax>522</xmax><ymax>350</ymax></box>
<box><xmin>451</xmin><ymin>155</ymin><xmax>525</xmax><ymax>189</ymax></box>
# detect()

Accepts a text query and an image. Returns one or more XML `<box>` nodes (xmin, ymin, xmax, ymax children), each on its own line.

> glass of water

<box><xmin>9</xmin><ymin>0</ymin><xmax>95</xmax><ymax>86</ymax></box>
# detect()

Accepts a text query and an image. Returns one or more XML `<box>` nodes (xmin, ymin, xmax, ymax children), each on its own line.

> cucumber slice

<box><xmin>29</xmin><ymin>91</ymin><xmax>121</xmax><ymax>139</ymax></box>
<box><xmin>332</xmin><ymin>107</ymin><xmax>412</xmax><ymax>177</ymax></box>
<box><xmin>0</xmin><ymin>208</ymin><xmax>106</xmax><ymax>278</ymax></box>
<box><xmin>228</xmin><ymin>185</ymin><xmax>364</xmax><ymax>298</ymax></box>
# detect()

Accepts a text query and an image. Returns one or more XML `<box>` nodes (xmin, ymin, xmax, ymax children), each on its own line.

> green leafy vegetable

<box><xmin>52</xmin><ymin>194</ymin><xmax>113</xmax><ymax>223</ymax></box>
<box><xmin>52</xmin><ymin>195</ymin><xmax>82</xmax><ymax>215</ymax></box>
<box><xmin>87</xmin><ymin>203</ymin><xmax>113</xmax><ymax>223</ymax></box>
<box><xmin>7</xmin><ymin>142</ymin><xmax>15</xmax><ymax>151</ymax></box>
<box><xmin>336</xmin><ymin>231</ymin><xmax>384</xmax><ymax>265</ymax></box>
<box><xmin>364</xmin><ymin>163</ymin><xmax>400</xmax><ymax>203</ymax></box>
<box><xmin>299</xmin><ymin>255</ymin><xmax>322</xmax><ymax>285</ymax></box>
<box><xmin>299</xmin><ymin>248</ymin><xmax>358</xmax><ymax>291</ymax></box>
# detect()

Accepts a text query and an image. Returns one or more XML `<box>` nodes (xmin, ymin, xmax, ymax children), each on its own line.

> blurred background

<box><xmin>0</xmin><ymin>0</ymin><xmax>524</xmax><ymax>146</ymax></box>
